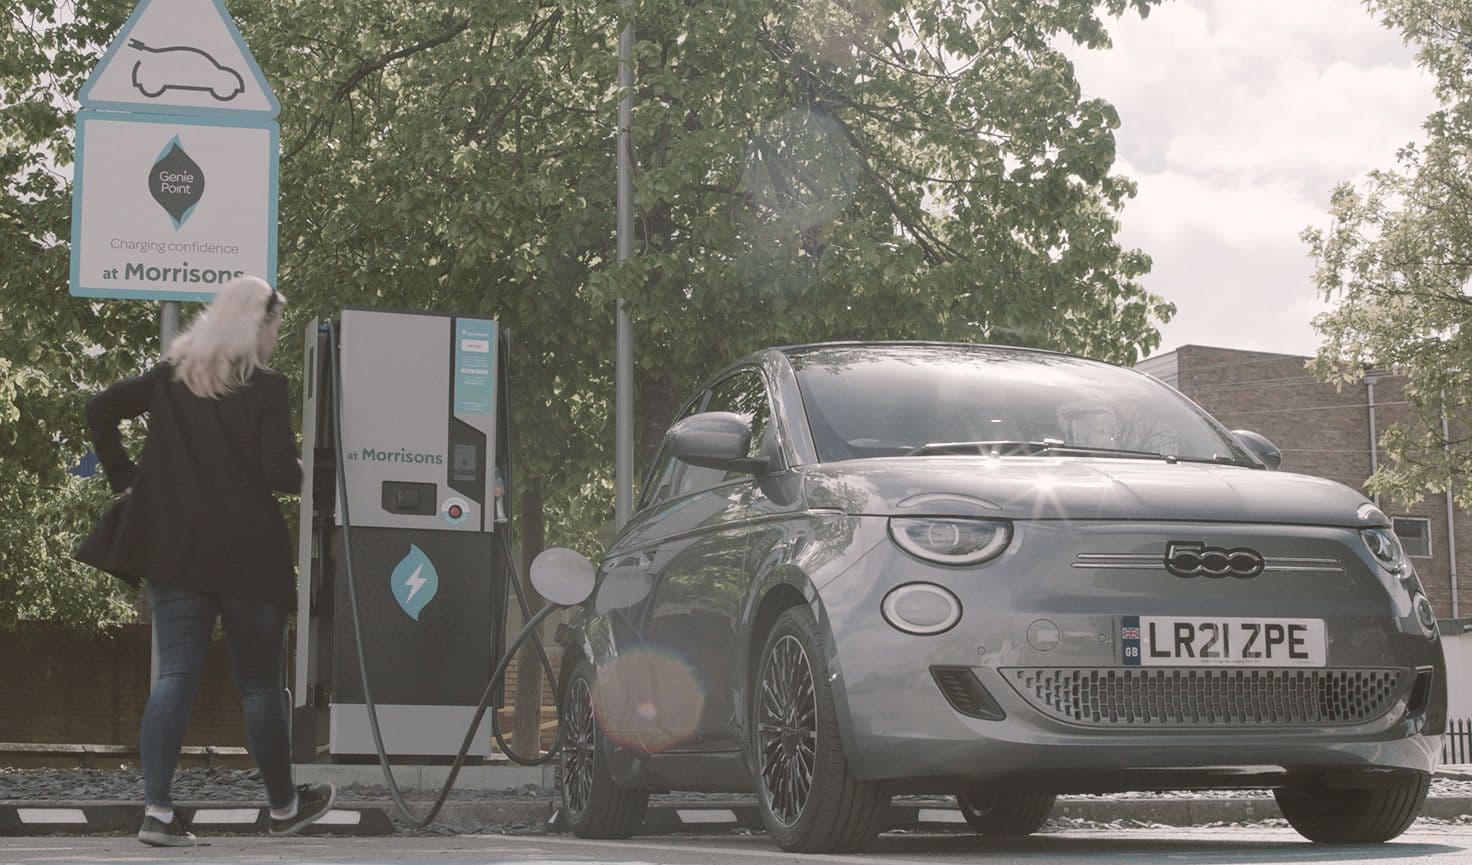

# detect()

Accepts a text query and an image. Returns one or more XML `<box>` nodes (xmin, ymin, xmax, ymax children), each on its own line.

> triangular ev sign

<box><xmin>78</xmin><ymin>0</ymin><xmax>278</xmax><ymax>120</ymax></box>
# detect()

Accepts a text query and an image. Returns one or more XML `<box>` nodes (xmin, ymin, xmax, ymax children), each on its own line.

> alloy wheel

<box><xmin>562</xmin><ymin>676</ymin><xmax>596</xmax><ymax>820</ymax></box>
<box><xmin>757</xmin><ymin>634</ymin><xmax>817</xmax><ymax>828</ymax></box>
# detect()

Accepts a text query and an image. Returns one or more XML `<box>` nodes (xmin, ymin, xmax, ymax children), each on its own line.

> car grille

<box><xmin>1004</xmin><ymin>667</ymin><xmax>1408</xmax><ymax>728</ymax></box>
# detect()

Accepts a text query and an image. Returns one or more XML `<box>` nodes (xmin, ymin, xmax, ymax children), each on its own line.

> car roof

<box><xmin>775</xmin><ymin>340</ymin><xmax>1101</xmax><ymax>364</ymax></box>
<box><xmin>773</xmin><ymin>341</ymin><xmax>1146</xmax><ymax>378</ymax></box>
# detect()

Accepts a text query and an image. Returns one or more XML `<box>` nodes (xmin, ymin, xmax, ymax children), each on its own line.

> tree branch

<box><xmin>283</xmin><ymin>15</ymin><xmax>472</xmax><ymax>163</ymax></box>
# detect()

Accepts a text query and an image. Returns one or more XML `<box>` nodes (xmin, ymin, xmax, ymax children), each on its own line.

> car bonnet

<box><xmin>801</xmin><ymin>456</ymin><xmax>1376</xmax><ymax>527</ymax></box>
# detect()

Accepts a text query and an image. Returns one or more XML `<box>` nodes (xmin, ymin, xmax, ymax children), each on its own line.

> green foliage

<box><xmin>609</xmin><ymin>0</ymin><xmax>1169</xmax><ymax>379</ymax></box>
<box><xmin>1307</xmin><ymin>0</ymin><xmax>1472</xmax><ymax>505</ymax></box>
<box><xmin>3</xmin><ymin>0</ymin><xmax>1170</xmax><ymax>630</ymax></box>
<box><xmin>3</xmin><ymin>1</ymin><xmax>156</xmax><ymax>630</ymax></box>
<box><xmin>0</xmin><ymin>473</ymin><xmax>136</xmax><ymax>631</ymax></box>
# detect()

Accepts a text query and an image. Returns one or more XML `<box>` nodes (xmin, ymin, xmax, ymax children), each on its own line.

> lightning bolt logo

<box><xmin>390</xmin><ymin>544</ymin><xmax>439</xmax><ymax>621</ymax></box>
<box><xmin>403</xmin><ymin>564</ymin><xmax>427</xmax><ymax>603</ymax></box>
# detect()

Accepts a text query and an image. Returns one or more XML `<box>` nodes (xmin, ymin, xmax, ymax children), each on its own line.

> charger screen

<box><xmin>452</xmin><ymin>444</ymin><xmax>478</xmax><ymax>482</ymax></box>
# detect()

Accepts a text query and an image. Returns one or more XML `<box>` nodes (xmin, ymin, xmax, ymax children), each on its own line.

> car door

<box><xmin>591</xmin><ymin>392</ymin><xmax>710</xmax><ymax>747</ymax></box>
<box><xmin>640</xmin><ymin>367</ymin><xmax>780</xmax><ymax>754</ymax></box>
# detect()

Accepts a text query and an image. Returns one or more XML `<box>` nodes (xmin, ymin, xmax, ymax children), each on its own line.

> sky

<box><xmin>1065</xmin><ymin>0</ymin><xmax>1438</xmax><ymax>361</ymax></box>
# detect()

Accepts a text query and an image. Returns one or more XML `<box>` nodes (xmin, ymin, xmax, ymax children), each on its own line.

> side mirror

<box><xmin>668</xmin><ymin>411</ymin><xmax>770</xmax><ymax>474</ymax></box>
<box><xmin>1230</xmin><ymin>429</ymin><xmax>1282</xmax><ymax>471</ymax></box>
<box><xmin>530</xmin><ymin>547</ymin><xmax>597</xmax><ymax>607</ymax></box>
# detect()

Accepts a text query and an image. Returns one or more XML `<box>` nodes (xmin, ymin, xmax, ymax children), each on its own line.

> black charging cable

<box><xmin>323</xmin><ymin>320</ymin><xmax>565</xmax><ymax>827</ymax></box>
<box><xmin>488</xmin><ymin>534</ymin><xmax>566</xmax><ymax>765</ymax></box>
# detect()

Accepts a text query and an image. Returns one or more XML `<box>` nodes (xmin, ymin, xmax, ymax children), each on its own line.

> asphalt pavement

<box><xmin>5</xmin><ymin>826</ymin><xmax>1472</xmax><ymax>865</ymax></box>
<box><xmin>6</xmin><ymin>769</ymin><xmax>1472</xmax><ymax>838</ymax></box>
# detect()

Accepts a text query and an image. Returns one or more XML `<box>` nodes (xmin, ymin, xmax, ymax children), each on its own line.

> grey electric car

<box><xmin>554</xmin><ymin>342</ymin><xmax>1446</xmax><ymax>852</ymax></box>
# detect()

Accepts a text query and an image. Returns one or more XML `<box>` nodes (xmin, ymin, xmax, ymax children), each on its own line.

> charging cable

<box><xmin>323</xmin><ymin>320</ymin><xmax>566</xmax><ymax>827</ymax></box>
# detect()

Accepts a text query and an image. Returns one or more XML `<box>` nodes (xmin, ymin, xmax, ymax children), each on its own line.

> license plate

<box><xmin>1119</xmin><ymin>616</ymin><xmax>1325</xmax><ymax>667</ymax></box>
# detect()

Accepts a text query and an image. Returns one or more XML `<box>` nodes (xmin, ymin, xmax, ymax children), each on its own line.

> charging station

<box><xmin>292</xmin><ymin>308</ymin><xmax>512</xmax><ymax>760</ymax></box>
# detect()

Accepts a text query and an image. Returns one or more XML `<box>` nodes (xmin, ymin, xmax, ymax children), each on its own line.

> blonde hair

<box><xmin>167</xmin><ymin>275</ymin><xmax>285</xmax><ymax>398</ymax></box>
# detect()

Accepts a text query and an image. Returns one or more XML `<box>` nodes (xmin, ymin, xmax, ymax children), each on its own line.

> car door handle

<box><xmin>610</xmin><ymin>550</ymin><xmax>656</xmax><ymax>569</ymax></box>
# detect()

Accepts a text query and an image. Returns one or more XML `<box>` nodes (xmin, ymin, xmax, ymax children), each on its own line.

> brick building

<box><xmin>1136</xmin><ymin>344</ymin><xmax>1471</xmax><ymax>620</ymax></box>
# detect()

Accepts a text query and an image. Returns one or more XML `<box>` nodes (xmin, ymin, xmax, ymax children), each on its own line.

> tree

<box><xmin>616</xmin><ymin>0</ymin><xmax>1171</xmax><ymax>460</ymax></box>
<box><xmin>2</xmin><ymin>3</ymin><xmax>156</xmax><ymax>630</ymax></box>
<box><xmin>1307</xmin><ymin>0</ymin><xmax>1472</xmax><ymax>505</ymax></box>
<box><xmin>4</xmin><ymin>0</ymin><xmax>1171</xmax><ymax>747</ymax></box>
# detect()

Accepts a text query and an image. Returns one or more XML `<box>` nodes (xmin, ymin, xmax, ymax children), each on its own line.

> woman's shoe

<box><xmin>137</xmin><ymin>811</ymin><xmax>200</xmax><ymax>846</ymax></box>
<box><xmin>269</xmin><ymin>782</ymin><xmax>338</xmax><ymax>836</ymax></box>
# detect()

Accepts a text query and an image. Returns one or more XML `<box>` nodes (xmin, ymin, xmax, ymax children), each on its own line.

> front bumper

<box><xmin>816</xmin><ymin>519</ymin><xmax>1447</xmax><ymax>790</ymax></box>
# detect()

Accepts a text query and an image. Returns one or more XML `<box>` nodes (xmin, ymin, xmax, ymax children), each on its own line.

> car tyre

<box><xmin>956</xmin><ymin>789</ymin><xmax>1056</xmax><ymax>836</ymax></box>
<box><xmin>559</xmin><ymin>659</ymin><xmax>648</xmax><ymax>839</ymax></box>
<box><xmin>751</xmin><ymin>606</ymin><xmax>888</xmax><ymax>853</ymax></box>
<box><xmin>1274</xmin><ymin>773</ymin><xmax>1430</xmax><ymax>844</ymax></box>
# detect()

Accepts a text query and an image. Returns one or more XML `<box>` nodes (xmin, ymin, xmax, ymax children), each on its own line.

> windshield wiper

<box><xmin>906</xmin><ymin>439</ymin><xmax>1057</xmax><ymax>456</ymax></box>
<box><xmin>1176</xmin><ymin>454</ymin><xmax>1260</xmax><ymax>468</ymax></box>
<box><xmin>905</xmin><ymin>440</ymin><xmax>1177</xmax><ymax>462</ymax></box>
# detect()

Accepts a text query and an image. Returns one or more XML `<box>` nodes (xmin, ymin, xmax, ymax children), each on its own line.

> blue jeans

<box><xmin>143</xmin><ymin>582</ymin><xmax>295</xmax><ymax>809</ymax></box>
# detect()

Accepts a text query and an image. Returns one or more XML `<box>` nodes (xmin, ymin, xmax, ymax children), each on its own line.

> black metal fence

<box><xmin>1445</xmin><ymin>718</ymin><xmax>1472</xmax><ymax>764</ymax></box>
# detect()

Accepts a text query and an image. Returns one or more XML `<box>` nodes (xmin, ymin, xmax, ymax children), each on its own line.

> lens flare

<box><xmin>591</xmin><ymin>646</ymin><xmax>706</xmax><ymax>753</ymax></box>
<box><xmin>789</xmin><ymin>0</ymin><xmax>887</xmax><ymax>68</ymax></box>
<box><xmin>742</xmin><ymin>109</ymin><xmax>857</xmax><ymax>234</ymax></box>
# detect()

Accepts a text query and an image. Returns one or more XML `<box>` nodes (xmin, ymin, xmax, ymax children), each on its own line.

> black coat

<box><xmin>76</xmin><ymin>363</ymin><xmax>302</xmax><ymax>608</ymax></box>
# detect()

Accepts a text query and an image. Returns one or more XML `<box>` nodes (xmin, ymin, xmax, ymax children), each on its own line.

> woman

<box><xmin>78</xmin><ymin>276</ymin><xmax>335</xmax><ymax>846</ymax></box>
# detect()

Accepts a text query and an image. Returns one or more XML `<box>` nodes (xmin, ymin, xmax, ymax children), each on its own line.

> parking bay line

<box><xmin>675</xmin><ymin>809</ymin><xmax>738</xmax><ymax>824</ymax></box>
<box><xmin>16</xmin><ymin>809</ymin><xmax>87</xmax><ymax>824</ymax></box>
<box><xmin>190</xmin><ymin>808</ymin><xmax>260</xmax><ymax>824</ymax></box>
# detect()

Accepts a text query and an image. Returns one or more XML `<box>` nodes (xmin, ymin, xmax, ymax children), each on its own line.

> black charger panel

<box><xmin>381</xmin><ymin>481</ymin><xmax>437</xmax><ymax>516</ymax></box>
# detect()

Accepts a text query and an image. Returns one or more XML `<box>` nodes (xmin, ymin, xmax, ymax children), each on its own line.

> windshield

<box><xmin>787</xmin><ymin>345</ymin><xmax>1255</xmax><ymax>465</ymax></box>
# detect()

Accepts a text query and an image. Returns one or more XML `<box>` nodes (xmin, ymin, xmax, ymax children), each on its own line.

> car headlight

<box><xmin>1413</xmin><ymin>592</ymin><xmax>1439</xmax><ymax>639</ymax></box>
<box><xmin>889</xmin><ymin>518</ymin><xmax>1011</xmax><ymax>566</ymax></box>
<box><xmin>1359</xmin><ymin>526</ymin><xmax>1406</xmax><ymax>575</ymax></box>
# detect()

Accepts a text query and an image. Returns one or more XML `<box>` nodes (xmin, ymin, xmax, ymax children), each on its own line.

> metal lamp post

<box><xmin>615</xmin><ymin>6</ymin><xmax>635</xmax><ymax>527</ymax></box>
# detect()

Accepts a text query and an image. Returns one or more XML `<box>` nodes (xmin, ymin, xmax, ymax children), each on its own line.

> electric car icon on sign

<box><xmin>128</xmin><ymin>39</ymin><xmax>245</xmax><ymax>101</ymax></box>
